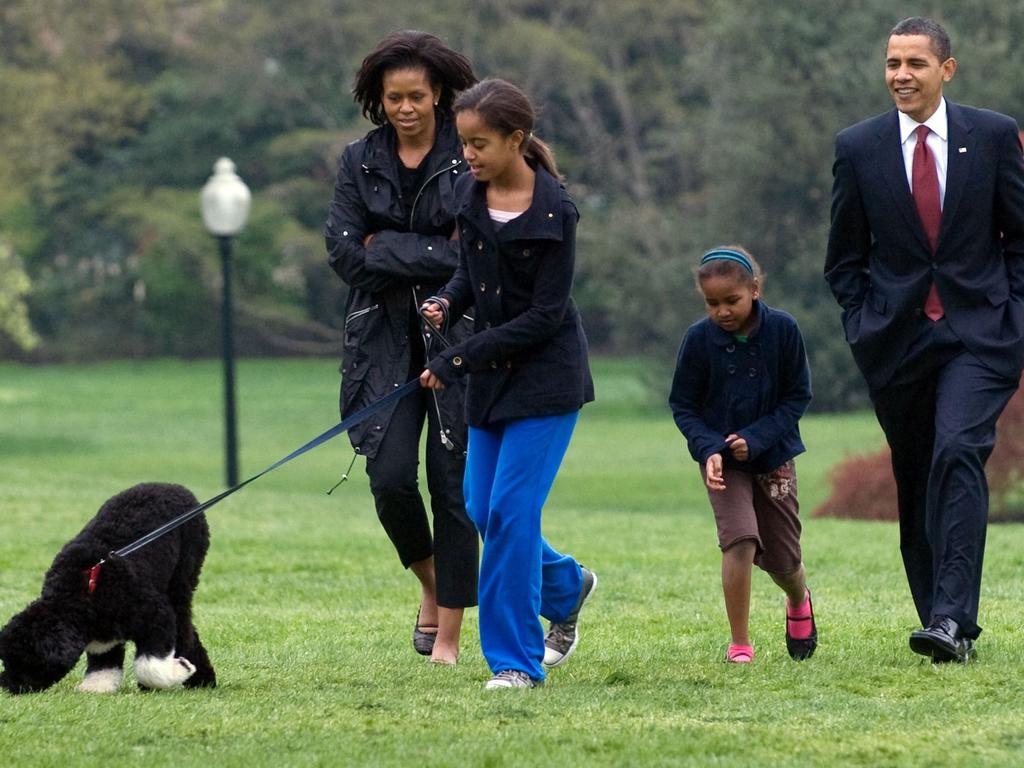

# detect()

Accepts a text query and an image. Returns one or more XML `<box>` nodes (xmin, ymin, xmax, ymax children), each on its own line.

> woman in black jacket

<box><xmin>324</xmin><ymin>31</ymin><xmax>477</xmax><ymax>665</ymax></box>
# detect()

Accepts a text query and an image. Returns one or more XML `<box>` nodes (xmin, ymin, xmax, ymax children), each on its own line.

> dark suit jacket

<box><xmin>825</xmin><ymin>101</ymin><xmax>1024</xmax><ymax>390</ymax></box>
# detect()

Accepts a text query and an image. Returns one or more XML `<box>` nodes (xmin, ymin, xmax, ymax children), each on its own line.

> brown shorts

<box><xmin>701</xmin><ymin>459</ymin><xmax>802</xmax><ymax>574</ymax></box>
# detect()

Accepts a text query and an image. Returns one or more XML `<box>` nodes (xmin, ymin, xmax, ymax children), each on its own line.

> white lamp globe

<box><xmin>200</xmin><ymin>157</ymin><xmax>251</xmax><ymax>236</ymax></box>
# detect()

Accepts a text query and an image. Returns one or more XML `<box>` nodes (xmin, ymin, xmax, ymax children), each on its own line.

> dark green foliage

<box><xmin>3</xmin><ymin>1</ymin><xmax>1024</xmax><ymax>408</ymax></box>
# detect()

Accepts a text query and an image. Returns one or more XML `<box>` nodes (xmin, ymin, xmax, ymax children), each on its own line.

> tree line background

<box><xmin>3</xmin><ymin>0</ymin><xmax>1024</xmax><ymax>410</ymax></box>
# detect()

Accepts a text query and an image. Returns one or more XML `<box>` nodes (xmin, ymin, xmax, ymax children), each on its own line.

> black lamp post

<box><xmin>200</xmin><ymin>158</ymin><xmax>251</xmax><ymax>487</ymax></box>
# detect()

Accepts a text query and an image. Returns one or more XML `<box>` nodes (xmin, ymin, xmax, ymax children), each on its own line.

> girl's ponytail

<box><xmin>523</xmin><ymin>135</ymin><xmax>561</xmax><ymax>181</ymax></box>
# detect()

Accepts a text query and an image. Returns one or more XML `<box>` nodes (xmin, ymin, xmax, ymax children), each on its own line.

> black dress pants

<box><xmin>870</xmin><ymin>318</ymin><xmax>1018</xmax><ymax>638</ymax></box>
<box><xmin>365</xmin><ymin>387</ymin><xmax>479</xmax><ymax>608</ymax></box>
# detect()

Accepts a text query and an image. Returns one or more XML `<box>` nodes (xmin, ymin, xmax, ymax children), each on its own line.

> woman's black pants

<box><xmin>364</xmin><ymin>387</ymin><xmax>478</xmax><ymax>608</ymax></box>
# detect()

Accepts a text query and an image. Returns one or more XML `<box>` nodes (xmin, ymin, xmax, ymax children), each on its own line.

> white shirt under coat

<box><xmin>899</xmin><ymin>96</ymin><xmax>949</xmax><ymax>208</ymax></box>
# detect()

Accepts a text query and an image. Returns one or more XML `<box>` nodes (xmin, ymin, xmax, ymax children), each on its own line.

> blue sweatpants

<box><xmin>466</xmin><ymin>412</ymin><xmax>584</xmax><ymax>681</ymax></box>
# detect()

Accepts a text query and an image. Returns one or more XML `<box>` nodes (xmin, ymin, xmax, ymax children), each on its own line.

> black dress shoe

<box><xmin>909</xmin><ymin>616</ymin><xmax>973</xmax><ymax>663</ymax></box>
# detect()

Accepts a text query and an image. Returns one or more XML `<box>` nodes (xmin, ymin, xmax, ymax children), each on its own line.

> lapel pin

<box><xmin>959</xmin><ymin>147</ymin><xmax>968</xmax><ymax>153</ymax></box>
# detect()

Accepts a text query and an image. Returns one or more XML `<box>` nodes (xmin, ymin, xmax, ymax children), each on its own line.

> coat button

<box><xmin>342</xmin><ymin>230</ymin><xmax>349</xmax><ymax>236</ymax></box>
<box><xmin>727</xmin><ymin>364</ymin><xmax>737</xmax><ymax>374</ymax></box>
<box><xmin>490</xmin><ymin>361</ymin><xmax>498</xmax><ymax>369</ymax></box>
<box><xmin>748</xmin><ymin>368</ymin><xmax>757</xmax><ymax>377</ymax></box>
<box><xmin>495</xmin><ymin>286</ymin><xmax>501</xmax><ymax>295</ymax></box>
<box><xmin>726</xmin><ymin>344</ymin><xmax>735</xmax><ymax>353</ymax></box>
<box><xmin>452</xmin><ymin>356</ymin><xmax>463</xmax><ymax>367</ymax></box>
<box><xmin>505</xmin><ymin>361</ymin><xmax>512</xmax><ymax>369</ymax></box>
<box><xmin>477</xmin><ymin>241</ymin><xmax>484</xmax><ymax>250</ymax></box>
<box><xmin>427</xmin><ymin>246</ymin><xmax>433</xmax><ymax>251</ymax></box>
<box><xmin>547</xmin><ymin>213</ymin><xmax>554</xmax><ymax>218</ymax></box>
<box><xmin>480</xmin><ymin>282</ymin><xmax>487</xmax><ymax>292</ymax></box>
<box><xmin>523</xmin><ymin>248</ymin><xmax>531</xmax><ymax>256</ymax></box>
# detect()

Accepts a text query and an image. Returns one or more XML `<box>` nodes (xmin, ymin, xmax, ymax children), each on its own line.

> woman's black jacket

<box><xmin>324</xmin><ymin>112</ymin><xmax>471</xmax><ymax>458</ymax></box>
<box><xmin>429</xmin><ymin>166</ymin><xmax>595</xmax><ymax>426</ymax></box>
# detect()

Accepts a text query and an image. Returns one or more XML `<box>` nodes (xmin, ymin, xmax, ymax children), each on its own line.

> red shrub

<box><xmin>815</xmin><ymin>379</ymin><xmax>1024</xmax><ymax>522</ymax></box>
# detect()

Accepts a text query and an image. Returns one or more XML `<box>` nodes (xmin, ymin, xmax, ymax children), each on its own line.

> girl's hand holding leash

<box><xmin>726</xmin><ymin>433</ymin><xmax>749</xmax><ymax>461</ymax></box>
<box><xmin>705</xmin><ymin>453</ymin><xmax>726</xmax><ymax>491</ymax></box>
<box><xmin>420</xmin><ymin>368</ymin><xmax>445</xmax><ymax>391</ymax></box>
<box><xmin>418</xmin><ymin>297</ymin><xmax>450</xmax><ymax>391</ymax></box>
<box><xmin>420</xmin><ymin>298</ymin><xmax>447</xmax><ymax>329</ymax></box>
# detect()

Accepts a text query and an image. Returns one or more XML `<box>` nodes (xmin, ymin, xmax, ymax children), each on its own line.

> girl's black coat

<box><xmin>430</xmin><ymin>166</ymin><xmax>595</xmax><ymax>426</ymax></box>
<box><xmin>324</xmin><ymin>113</ymin><xmax>471</xmax><ymax>458</ymax></box>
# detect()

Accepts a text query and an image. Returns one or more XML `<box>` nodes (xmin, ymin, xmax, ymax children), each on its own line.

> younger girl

<box><xmin>669</xmin><ymin>246</ymin><xmax>817</xmax><ymax>663</ymax></box>
<box><xmin>420</xmin><ymin>79</ymin><xmax>597</xmax><ymax>689</ymax></box>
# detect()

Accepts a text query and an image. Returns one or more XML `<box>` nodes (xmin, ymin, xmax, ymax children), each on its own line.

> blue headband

<box><xmin>700</xmin><ymin>248</ymin><xmax>754</xmax><ymax>274</ymax></box>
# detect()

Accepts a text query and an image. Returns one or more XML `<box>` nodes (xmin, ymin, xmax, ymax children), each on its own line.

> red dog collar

<box><xmin>82</xmin><ymin>563</ymin><xmax>102</xmax><ymax>594</ymax></box>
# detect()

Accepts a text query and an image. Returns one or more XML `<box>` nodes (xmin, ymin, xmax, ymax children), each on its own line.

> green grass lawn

<box><xmin>2</xmin><ymin>358</ymin><xmax>1024</xmax><ymax>767</ymax></box>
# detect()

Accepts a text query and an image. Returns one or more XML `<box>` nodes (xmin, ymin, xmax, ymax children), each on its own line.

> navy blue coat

<box><xmin>826</xmin><ymin>102</ymin><xmax>1024</xmax><ymax>391</ymax></box>
<box><xmin>428</xmin><ymin>166</ymin><xmax>595</xmax><ymax>426</ymax></box>
<box><xmin>669</xmin><ymin>300</ymin><xmax>811</xmax><ymax>474</ymax></box>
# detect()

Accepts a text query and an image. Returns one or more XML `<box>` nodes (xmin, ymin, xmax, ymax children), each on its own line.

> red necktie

<box><xmin>912</xmin><ymin>124</ymin><xmax>944</xmax><ymax>321</ymax></box>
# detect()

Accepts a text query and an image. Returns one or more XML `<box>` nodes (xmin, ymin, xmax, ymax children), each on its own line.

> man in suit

<box><xmin>826</xmin><ymin>17</ymin><xmax>1024</xmax><ymax>662</ymax></box>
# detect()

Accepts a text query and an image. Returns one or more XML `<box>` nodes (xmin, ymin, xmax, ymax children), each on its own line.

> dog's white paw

<box><xmin>78</xmin><ymin>668</ymin><xmax>124</xmax><ymax>694</ymax></box>
<box><xmin>135</xmin><ymin>653</ymin><xmax>196</xmax><ymax>689</ymax></box>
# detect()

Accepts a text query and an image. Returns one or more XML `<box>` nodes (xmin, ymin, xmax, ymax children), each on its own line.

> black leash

<box><xmin>417</xmin><ymin>301</ymin><xmax>452</xmax><ymax>348</ymax></box>
<box><xmin>87</xmin><ymin>378</ymin><xmax>422</xmax><ymax>582</ymax></box>
<box><xmin>324</xmin><ymin>300</ymin><xmax>459</xmax><ymax>490</ymax></box>
<box><xmin>415</xmin><ymin>298</ymin><xmax>467</xmax><ymax>454</ymax></box>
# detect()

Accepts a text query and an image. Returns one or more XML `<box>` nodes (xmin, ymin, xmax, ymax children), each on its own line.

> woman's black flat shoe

<box><xmin>413</xmin><ymin>609</ymin><xmax>437</xmax><ymax>656</ymax></box>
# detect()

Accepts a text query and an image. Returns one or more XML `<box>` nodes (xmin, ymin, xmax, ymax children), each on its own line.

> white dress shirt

<box><xmin>899</xmin><ymin>97</ymin><xmax>949</xmax><ymax>207</ymax></box>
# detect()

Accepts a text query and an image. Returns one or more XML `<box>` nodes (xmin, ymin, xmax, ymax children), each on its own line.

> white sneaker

<box><xmin>543</xmin><ymin>566</ymin><xmax>597</xmax><ymax>667</ymax></box>
<box><xmin>484</xmin><ymin>670</ymin><xmax>542</xmax><ymax>689</ymax></box>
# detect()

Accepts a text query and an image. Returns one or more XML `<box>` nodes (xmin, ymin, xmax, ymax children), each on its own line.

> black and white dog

<box><xmin>0</xmin><ymin>483</ymin><xmax>216</xmax><ymax>694</ymax></box>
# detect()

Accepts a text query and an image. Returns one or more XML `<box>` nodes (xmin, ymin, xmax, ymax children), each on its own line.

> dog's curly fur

<box><xmin>0</xmin><ymin>483</ymin><xmax>216</xmax><ymax>694</ymax></box>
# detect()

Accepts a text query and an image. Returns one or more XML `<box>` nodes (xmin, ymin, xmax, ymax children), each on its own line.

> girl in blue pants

<box><xmin>420</xmin><ymin>78</ymin><xmax>597</xmax><ymax>689</ymax></box>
